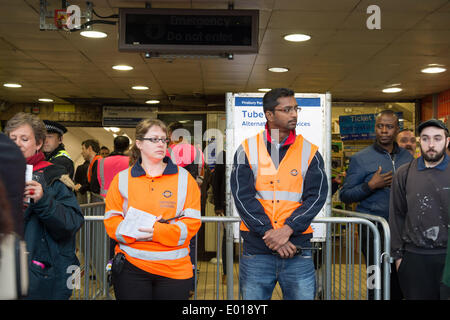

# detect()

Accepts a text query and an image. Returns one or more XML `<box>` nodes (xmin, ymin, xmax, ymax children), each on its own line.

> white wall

<box><xmin>63</xmin><ymin>127</ymin><xmax>135</xmax><ymax>171</ymax></box>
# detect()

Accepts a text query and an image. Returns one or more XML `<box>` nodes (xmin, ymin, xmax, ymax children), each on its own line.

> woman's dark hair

<box><xmin>262</xmin><ymin>88</ymin><xmax>295</xmax><ymax>113</ymax></box>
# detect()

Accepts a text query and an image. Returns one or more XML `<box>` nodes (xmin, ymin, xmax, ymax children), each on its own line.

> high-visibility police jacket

<box><xmin>87</xmin><ymin>155</ymin><xmax>102</xmax><ymax>183</ymax></box>
<box><xmin>103</xmin><ymin>156</ymin><xmax>201</xmax><ymax>279</ymax></box>
<box><xmin>97</xmin><ymin>155</ymin><xmax>129</xmax><ymax>197</ymax></box>
<box><xmin>49</xmin><ymin>149</ymin><xmax>71</xmax><ymax>161</ymax></box>
<box><xmin>45</xmin><ymin>144</ymin><xmax>74</xmax><ymax>178</ymax></box>
<box><xmin>231</xmin><ymin>128</ymin><xmax>328</xmax><ymax>255</ymax></box>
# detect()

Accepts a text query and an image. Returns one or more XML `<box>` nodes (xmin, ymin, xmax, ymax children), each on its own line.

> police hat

<box><xmin>417</xmin><ymin>119</ymin><xmax>449</xmax><ymax>136</ymax></box>
<box><xmin>43</xmin><ymin>120</ymin><xmax>67</xmax><ymax>135</ymax></box>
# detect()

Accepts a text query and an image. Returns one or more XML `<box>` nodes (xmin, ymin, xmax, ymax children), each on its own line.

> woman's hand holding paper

<box><xmin>136</xmin><ymin>215</ymin><xmax>162</xmax><ymax>241</ymax></box>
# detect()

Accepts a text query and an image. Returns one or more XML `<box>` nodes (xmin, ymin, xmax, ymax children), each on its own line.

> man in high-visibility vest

<box><xmin>43</xmin><ymin>120</ymin><xmax>74</xmax><ymax>178</ymax></box>
<box><xmin>74</xmin><ymin>139</ymin><xmax>101</xmax><ymax>195</ymax></box>
<box><xmin>230</xmin><ymin>88</ymin><xmax>328</xmax><ymax>300</ymax></box>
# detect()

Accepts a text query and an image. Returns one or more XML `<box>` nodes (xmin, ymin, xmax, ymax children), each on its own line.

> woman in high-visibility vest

<box><xmin>103</xmin><ymin>119</ymin><xmax>201</xmax><ymax>300</ymax></box>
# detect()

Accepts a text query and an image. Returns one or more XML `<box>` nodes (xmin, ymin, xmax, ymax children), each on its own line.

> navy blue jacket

<box><xmin>339</xmin><ymin>142</ymin><xmax>413</xmax><ymax>220</ymax></box>
<box><xmin>24</xmin><ymin>163</ymin><xmax>84</xmax><ymax>300</ymax></box>
<box><xmin>230</xmin><ymin>130</ymin><xmax>328</xmax><ymax>255</ymax></box>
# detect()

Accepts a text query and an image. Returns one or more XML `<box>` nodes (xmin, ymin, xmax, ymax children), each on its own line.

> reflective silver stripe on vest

<box><xmin>172</xmin><ymin>221</ymin><xmax>188</xmax><ymax>246</ymax></box>
<box><xmin>99</xmin><ymin>158</ymin><xmax>106</xmax><ymax>196</ymax></box>
<box><xmin>104</xmin><ymin>210</ymin><xmax>124</xmax><ymax>220</ymax></box>
<box><xmin>246</xmin><ymin>135</ymin><xmax>258</xmax><ymax>179</ymax></box>
<box><xmin>181</xmin><ymin>208</ymin><xmax>201</xmax><ymax>220</ymax></box>
<box><xmin>116</xmin><ymin>221</ymin><xmax>127</xmax><ymax>243</ymax></box>
<box><xmin>176</xmin><ymin>167</ymin><xmax>188</xmax><ymax>216</ymax></box>
<box><xmin>117</xmin><ymin>169</ymin><xmax>129</xmax><ymax>215</ymax></box>
<box><xmin>301</xmin><ymin>139</ymin><xmax>312</xmax><ymax>178</ymax></box>
<box><xmin>119</xmin><ymin>243</ymin><xmax>189</xmax><ymax>261</ymax></box>
<box><xmin>255</xmin><ymin>190</ymin><xmax>303</xmax><ymax>202</ymax></box>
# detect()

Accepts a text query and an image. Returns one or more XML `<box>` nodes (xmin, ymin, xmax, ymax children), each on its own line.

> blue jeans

<box><xmin>239</xmin><ymin>250</ymin><xmax>316</xmax><ymax>300</ymax></box>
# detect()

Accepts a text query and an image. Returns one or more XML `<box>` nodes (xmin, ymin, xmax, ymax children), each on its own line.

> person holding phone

<box><xmin>5</xmin><ymin>112</ymin><xmax>84</xmax><ymax>300</ymax></box>
<box><xmin>103</xmin><ymin>119</ymin><xmax>201</xmax><ymax>300</ymax></box>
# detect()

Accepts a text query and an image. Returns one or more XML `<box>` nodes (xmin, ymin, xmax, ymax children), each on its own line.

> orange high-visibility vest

<box><xmin>241</xmin><ymin>131</ymin><xmax>318</xmax><ymax>233</ymax></box>
<box><xmin>103</xmin><ymin>165</ymin><xmax>201</xmax><ymax>279</ymax></box>
<box><xmin>97</xmin><ymin>155</ymin><xmax>129</xmax><ymax>197</ymax></box>
<box><xmin>87</xmin><ymin>154</ymin><xmax>102</xmax><ymax>183</ymax></box>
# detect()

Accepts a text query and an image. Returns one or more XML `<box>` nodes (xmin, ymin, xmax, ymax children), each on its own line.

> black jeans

<box><xmin>397</xmin><ymin>251</ymin><xmax>446</xmax><ymax>300</ymax></box>
<box><xmin>112</xmin><ymin>259</ymin><xmax>191</xmax><ymax>300</ymax></box>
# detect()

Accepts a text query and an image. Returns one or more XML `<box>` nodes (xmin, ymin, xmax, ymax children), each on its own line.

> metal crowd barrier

<box><xmin>317</xmin><ymin>215</ymin><xmax>382</xmax><ymax>300</ymax></box>
<box><xmin>332</xmin><ymin>208</ymin><xmax>391</xmax><ymax>300</ymax></box>
<box><xmin>72</xmin><ymin>203</ymin><xmax>388</xmax><ymax>300</ymax></box>
<box><xmin>72</xmin><ymin>202</ymin><xmax>109</xmax><ymax>300</ymax></box>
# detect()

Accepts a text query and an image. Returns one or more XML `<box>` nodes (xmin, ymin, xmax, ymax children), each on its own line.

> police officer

<box><xmin>43</xmin><ymin>120</ymin><xmax>74</xmax><ymax>178</ymax></box>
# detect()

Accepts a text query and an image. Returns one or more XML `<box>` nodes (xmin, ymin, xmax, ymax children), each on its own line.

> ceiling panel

<box><xmin>268</xmin><ymin>11</ymin><xmax>349</xmax><ymax>29</ymax></box>
<box><xmin>340</xmin><ymin>11</ymin><xmax>427</xmax><ymax>30</ymax></box>
<box><xmin>0</xmin><ymin>0</ymin><xmax>448</xmax><ymax>107</ymax></box>
<box><xmin>414</xmin><ymin>12</ymin><xmax>450</xmax><ymax>29</ymax></box>
<box><xmin>273</xmin><ymin>0</ymin><xmax>360</xmax><ymax>11</ymax></box>
<box><xmin>353</xmin><ymin>0</ymin><xmax>449</xmax><ymax>13</ymax></box>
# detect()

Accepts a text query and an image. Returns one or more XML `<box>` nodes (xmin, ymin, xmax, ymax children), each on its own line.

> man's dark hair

<box><xmin>82</xmin><ymin>139</ymin><xmax>100</xmax><ymax>154</ymax></box>
<box><xmin>114</xmin><ymin>135</ymin><xmax>130</xmax><ymax>153</ymax></box>
<box><xmin>100</xmin><ymin>146</ymin><xmax>109</xmax><ymax>152</ymax></box>
<box><xmin>262</xmin><ymin>88</ymin><xmax>295</xmax><ymax>113</ymax></box>
<box><xmin>167</xmin><ymin>121</ymin><xmax>184</xmax><ymax>133</ymax></box>
<box><xmin>376</xmin><ymin>109</ymin><xmax>399</xmax><ymax>127</ymax></box>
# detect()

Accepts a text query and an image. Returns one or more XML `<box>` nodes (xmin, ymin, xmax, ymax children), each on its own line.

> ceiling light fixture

<box><xmin>38</xmin><ymin>98</ymin><xmax>54</xmax><ymax>102</ymax></box>
<box><xmin>258</xmin><ymin>88</ymin><xmax>271</xmax><ymax>92</ymax></box>
<box><xmin>268</xmin><ymin>67</ymin><xmax>289</xmax><ymax>73</ymax></box>
<box><xmin>421</xmin><ymin>65</ymin><xmax>446</xmax><ymax>74</ymax></box>
<box><xmin>145</xmin><ymin>99</ymin><xmax>160</xmax><ymax>104</ymax></box>
<box><xmin>283</xmin><ymin>34</ymin><xmax>311</xmax><ymax>42</ymax></box>
<box><xmin>3</xmin><ymin>83</ymin><xmax>22</xmax><ymax>88</ymax></box>
<box><xmin>80</xmin><ymin>30</ymin><xmax>107</xmax><ymax>38</ymax></box>
<box><xmin>382</xmin><ymin>87</ymin><xmax>403</xmax><ymax>93</ymax></box>
<box><xmin>113</xmin><ymin>65</ymin><xmax>133</xmax><ymax>71</ymax></box>
<box><xmin>132</xmin><ymin>86</ymin><xmax>149</xmax><ymax>90</ymax></box>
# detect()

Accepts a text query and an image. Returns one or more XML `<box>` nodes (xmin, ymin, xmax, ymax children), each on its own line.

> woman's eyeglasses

<box><xmin>139</xmin><ymin>137</ymin><xmax>170</xmax><ymax>144</ymax></box>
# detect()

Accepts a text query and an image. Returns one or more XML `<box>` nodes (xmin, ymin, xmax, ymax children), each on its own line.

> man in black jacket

<box><xmin>42</xmin><ymin>120</ymin><xmax>74</xmax><ymax>178</ymax></box>
<box><xmin>389</xmin><ymin>119</ymin><xmax>450</xmax><ymax>299</ymax></box>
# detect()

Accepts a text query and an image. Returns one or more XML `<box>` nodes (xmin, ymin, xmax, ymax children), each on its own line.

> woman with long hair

<box><xmin>5</xmin><ymin>112</ymin><xmax>84</xmax><ymax>299</ymax></box>
<box><xmin>104</xmin><ymin>119</ymin><xmax>201</xmax><ymax>300</ymax></box>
